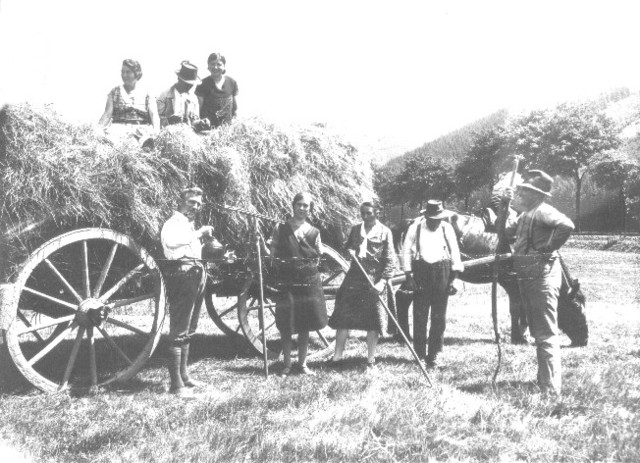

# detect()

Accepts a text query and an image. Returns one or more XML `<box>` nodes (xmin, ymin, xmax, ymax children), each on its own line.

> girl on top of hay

<box><xmin>98</xmin><ymin>59</ymin><xmax>160</xmax><ymax>147</ymax></box>
<box><xmin>195</xmin><ymin>52</ymin><xmax>238</xmax><ymax>128</ymax></box>
<box><xmin>328</xmin><ymin>202</ymin><xmax>397</xmax><ymax>369</ymax></box>
<box><xmin>270</xmin><ymin>192</ymin><xmax>328</xmax><ymax>376</ymax></box>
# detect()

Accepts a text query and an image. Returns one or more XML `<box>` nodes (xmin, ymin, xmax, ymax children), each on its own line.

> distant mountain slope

<box><xmin>383</xmin><ymin>109</ymin><xmax>509</xmax><ymax>169</ymax></box>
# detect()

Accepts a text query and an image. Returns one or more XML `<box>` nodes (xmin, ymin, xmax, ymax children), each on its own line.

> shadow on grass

<box><xmin>459</xmin><ymin>379</ymin><xmax>540</xmax><ymax>395</ymax></box>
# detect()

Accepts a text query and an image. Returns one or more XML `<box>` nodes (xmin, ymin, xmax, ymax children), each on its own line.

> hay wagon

<box><xmin>0</xmin><ymin>216</ymin><xmax>351</xmax><ymax>392</ymax></box>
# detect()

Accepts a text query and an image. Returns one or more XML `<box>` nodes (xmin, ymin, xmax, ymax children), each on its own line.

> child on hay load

<box><xmin>270</xmin><ymin>192</ymin><xmax>328</xmax><ymax>376</ymax></box>
<box><xmin>195</xmin><ymin>52</ymin><xmax>239</xmax><ymax>128</ymax></box>
<box><xmin>98</xmin><ymin>59</ymin><xmax>160</xmax><ymax>148</ymax></box>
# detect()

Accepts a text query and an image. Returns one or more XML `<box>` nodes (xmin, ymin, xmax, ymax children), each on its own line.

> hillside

<box><xmin>383</xmin><ymin>109</ymin><xmax>510</xmax><ymax>170</ymax></box>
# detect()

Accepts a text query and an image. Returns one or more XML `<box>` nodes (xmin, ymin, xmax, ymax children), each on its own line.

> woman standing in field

<box><xmin>328</xmin><ymin>202</ymin><xmax>396</xmax><ymax>369</ymax></box>
<box><xmin>98</xmin><ymin>59</ymin><xmax>160</xmax><ymax>147</ymax></box>
<box><xmin>270</xmin><ymin>192</ymin><xmax>328</xmax><ymax>376</ymax></box>
<box><xmin>195</xmin><ymin>52</ymin><xmax>238</xmax><ymax>128</ymax></box>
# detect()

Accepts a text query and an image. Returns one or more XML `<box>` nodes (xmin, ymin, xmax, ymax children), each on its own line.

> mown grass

<box><xmin>1</xmin><ymin>248</ymin><xmax>639</xmax><ymax>462</ymax></box>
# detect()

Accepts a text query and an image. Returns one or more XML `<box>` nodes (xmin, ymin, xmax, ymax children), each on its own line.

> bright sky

<box><xmin>1</xmin><ymin>0</ymin><xmax>640</xmax><ymax>151</ymax></box>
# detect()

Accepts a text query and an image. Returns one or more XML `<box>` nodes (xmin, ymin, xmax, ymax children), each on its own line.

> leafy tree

<box><xmin>591</xmin><ymin>151</ymin><xmax>640</xmax><ymax>234</ymax></box>
<box><xmin>396</xmin><ymin>154</ymin><xmax>455</xmax><ymax>208</ymax></box>
<box><xmin>373</xmin><ymin>163</ymin><xmax>404</xmax><ymax>207</ymax></box>
<box><xmin>455</xmin><ymin>127</ymin><xmax>508</xmax><ymax>210</ymax></box>
<box><xmin>505</xmin><ymin>103</ymin><xmax>621</xmax><ymax>231</ymax></box>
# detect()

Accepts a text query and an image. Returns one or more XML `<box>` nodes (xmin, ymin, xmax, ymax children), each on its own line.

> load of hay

<box><xmin>0</xmin><ymin>103</ymin><xmax>373</xmax><ymax>275</ymax></box>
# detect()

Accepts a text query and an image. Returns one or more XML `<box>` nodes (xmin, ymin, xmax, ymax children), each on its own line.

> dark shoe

<box><xmin>279</xmin><ymin>366</ymin><xmax>292</xmax><ymax>377</ymax></box>
<box><xmin>425</xmin><ymin>356</ymin><xmax>440</xmax><ymax>369</ymax></box>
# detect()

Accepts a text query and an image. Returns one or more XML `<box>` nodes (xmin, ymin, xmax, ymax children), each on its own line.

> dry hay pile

<box><xmin>0</xmin><ymin>103</ymin><xmax>373</xmax><ymax>274</ymax></box>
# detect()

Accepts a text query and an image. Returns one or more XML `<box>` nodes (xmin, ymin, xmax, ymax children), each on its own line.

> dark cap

<box><xmin>421</xmin><ymin>200</ymin><xmax>449</xmax><ymax>219</ymax></box>
<box><xmin>176</xmin><ymin>61</ymin><xmax>201</xmax><ymax>85</ymax></box>
<box><xmin>517</xmin><ymin>169</ymin><xmax>553</xmax><ymax>197</ymax></box>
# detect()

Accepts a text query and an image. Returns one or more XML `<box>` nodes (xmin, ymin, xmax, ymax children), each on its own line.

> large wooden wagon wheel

<box><xmin>1</xmin><ymin>228</ymin><xmax>165</xmax><ymax>392</ymax></box>
<box><xmin>238</xmin><ymin>243</ymin><xmax>348</xmax><ymax>360</ymax></box>
<box><xmin>204</xmin><ymin>265</ymin><xmax>252</xmax><ymax>340</ymax></box>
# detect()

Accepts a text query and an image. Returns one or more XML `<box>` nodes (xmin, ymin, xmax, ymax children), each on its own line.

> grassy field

<box><xmin>1</xmin><ymin>248</ymin><xmax>639</xmax><ymax>462</ymax></box>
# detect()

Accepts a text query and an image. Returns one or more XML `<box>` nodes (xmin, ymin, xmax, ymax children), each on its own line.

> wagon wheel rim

<box><xmin>204</xmin><ymin>269</ymin><xmax>252</xmax><ymax>340</ymax></box>
<box><xmin>3</xmin><ymin>228</ymin><xmax>166</xmax><ymax>392</ymax></box>
<box><xmin>237</xmin><ymin>243</ymin><xmax>348</xmax><ymax>361</ymax></box>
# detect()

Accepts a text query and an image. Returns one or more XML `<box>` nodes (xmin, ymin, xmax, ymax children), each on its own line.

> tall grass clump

<box><xmin>0</xmin><ymin>103</ymin><xmax>373</xmax><ymax>273</ymax></box>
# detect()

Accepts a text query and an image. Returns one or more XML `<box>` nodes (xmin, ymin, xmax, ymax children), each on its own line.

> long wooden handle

<box><xmin>348</xmin><ymin>250</ymin><xmax>432</xmax><ymax>386</ymax></box>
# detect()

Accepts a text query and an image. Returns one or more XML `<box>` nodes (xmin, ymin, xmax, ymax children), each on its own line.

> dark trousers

<box><xmin>412</xmin><ymin>260</ymin><xmax>451</xmax><ymax>360</ymax></box>
<box><xmin>165</xmin><ymin>263</ymin><xmax>207</xmax><ymax>346</ymax></box>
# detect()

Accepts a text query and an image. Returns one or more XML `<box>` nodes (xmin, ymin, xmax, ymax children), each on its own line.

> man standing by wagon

<box><xmin>402</xmin><ymin>200</ymin><xmax>463</xmax><ymax>368</ymax></box>
<box><xmin>161</xmin><ymin>187</ymin><xmax>214</xmax><ymax>397</ymax></box>
<box><xmin>503</xmin><ymin>170</ymin><xmax>574</xmax><ymax>397</ymax></box>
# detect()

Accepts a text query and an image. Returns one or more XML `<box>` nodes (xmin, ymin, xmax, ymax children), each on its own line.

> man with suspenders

<box><xmin>402</xmin><ymin>200</ymin><xmax>464</xmax><ymax>368</ymax></box>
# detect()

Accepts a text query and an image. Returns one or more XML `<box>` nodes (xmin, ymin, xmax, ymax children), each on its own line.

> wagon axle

<box><xmin>76</xmin><ymin>299</ymin><xmax>112</xmax><ymax>328</ymax></box>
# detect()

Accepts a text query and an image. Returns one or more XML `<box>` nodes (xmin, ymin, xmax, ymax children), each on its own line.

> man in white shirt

<box><xmin>402</xmin><ymin>200</ymin><xmax>464</xmax><ymax>368</ymax></box>
<box><xmin>161</xmin><ymin>187</ymin><xmax>214</xmax><ymax>396</ymax></box>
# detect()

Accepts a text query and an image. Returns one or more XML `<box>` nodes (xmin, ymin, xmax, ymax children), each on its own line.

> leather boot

<box><xmin>168</xmin><ymin>346</ymin><xmax>185</xmax><ymax>393</ymax></box>
<box><xmin>181</xmin><ymin>344</ymin><xmax>203</xmax><ymax>388</ymax></box>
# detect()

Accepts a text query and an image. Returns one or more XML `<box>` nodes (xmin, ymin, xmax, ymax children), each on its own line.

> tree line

<box><xmin>375</xmin><ymin>101</ymin><xmax>640</xmax><ymax>232</ymax></box>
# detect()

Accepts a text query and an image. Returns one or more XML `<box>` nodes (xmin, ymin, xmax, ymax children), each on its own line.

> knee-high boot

<box><xmin>181</xmin><ymin>344</ymin><xmax>202</xmax><ymax>388</ymax></box>
<box><xmin>168</xmin><ymin>346</ymin><xmax>185</xmax><ymax>392</ymax></box>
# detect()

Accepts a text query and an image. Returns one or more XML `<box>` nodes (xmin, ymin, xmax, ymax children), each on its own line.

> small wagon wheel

<box><xmin>237</xmin><ymin>243</ymin><xmax>348</xmax><ymax>360</ymax></box>
<box><xmin>204</xmin><ymin>265</ymin><xmax>252</xmax><ymax>340</ymax></box>
<box><xmin>1</xmin><ymin>228</ymin><xmax>165</xmax><ymax>392</ymax></box>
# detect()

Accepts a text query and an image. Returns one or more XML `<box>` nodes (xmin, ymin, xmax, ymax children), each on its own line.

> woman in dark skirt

<box><xmin>329</xmin><ymin>202</ymin><xmax>397</xmax><ymax>368</ymax></box>
<box><xmin>270</xmin><ymin>192</ymin><xmax>327</xmax><ymax>376</ymax></box>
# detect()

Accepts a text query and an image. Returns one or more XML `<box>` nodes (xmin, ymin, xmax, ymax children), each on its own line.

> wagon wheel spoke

<box><xmin>60</xmin><ymin>326</ymin><xmax>85</xmax><ymax>390</ymax></box>
<box><xmin>322</xmin><ymin>271</ymin><xmax>342</xmax><ymax>286</ymax></box>
<box><xmin>82</xmin><ymin>240</ymin><xmax>91</xmax><ymax>298</ymax></box>
<box><xmin>218</xmin><ymin>304</ymin><xmax>239</xmax><ymax>318</ymax></box>
<box><xmin>104</xmin><ymin>317</ymin><xmax>147</xmax><ymax>336</ymax></box>
<box><xmin>16</xmin><ymin>311</ymin><xmax>45</xmax><ymax>342</ymax></box>
<box><xmin>99</xmin><ymin>263</ymin><xmax>145</xmax><ymax>302</ymax></box>
<box><xmin>17</xmin><ymin>314</ymin><xmax>76</xmax><ymax>336</ymax></box>
<box><xmin>255</xmin><ymin>320</ymin><xmax>277</xmax><ymax>340</ymax></box>
<box><xmin>27</xmin><ymin>322</ymin><xmax>77</xmax><ymax>366</ymax></box>
<box><xmin>93</xmin><ymin>243</ymin><xmax>118</xmax><ymax>298</ymax></box>
<box><xmin>23</xmin><ymin>286</ymin><xmax>78</xmax><ymax>311</ymax></box>
<box><xmin>87</xmin><ymin>327</ymin><xmax>98</xmax><ymax>387</ymax></box>
<box><xmin>44</xmin><ymin>258</ymin><xmax>83</xmax><ymax>303</ymax></box>
<box><xmin>96</xmin><ymin>325</ymin><xmax>132</xmax><ymax>366</ymax></box>
<box><xmin>109</xmin><ymin>293</ymin><xmax>156</xmax><ymax>309</ymax></box>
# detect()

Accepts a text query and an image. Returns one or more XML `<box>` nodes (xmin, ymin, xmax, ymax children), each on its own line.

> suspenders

<box><xmin>415</xmin><ymin>220</ymin><xmax>451</xmax><ymax>262</ymax></box>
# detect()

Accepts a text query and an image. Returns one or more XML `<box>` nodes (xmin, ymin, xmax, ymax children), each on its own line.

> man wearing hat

<box><xmin>157</xmin><ymin>61</ymin><xmax>207</xmax><ymax>129</ymax></box>
<box><xmin>503</xmin><ymin>169</ymin><xmax>574</xmax><ymax>396</ymax></box>
<box><xmin>401</xmin><ymin>200</ymin><xmax>464</xmax><ymax>368</ymax></box>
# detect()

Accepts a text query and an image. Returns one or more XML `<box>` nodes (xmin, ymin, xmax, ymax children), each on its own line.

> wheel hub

<box><xmin>76</xmin><ymin>298</ymin><xmax>111</xmax><ymax>328</ymax></box>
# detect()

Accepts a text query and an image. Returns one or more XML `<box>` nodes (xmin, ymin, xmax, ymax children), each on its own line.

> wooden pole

<box><xmin>254</xmin><ymin>217</ymin><xmax>269</xmax><ymax>378</ymax></box>
<box><xmin>348</xmin><ymin>250</ymin><xmax>432</xmax><ymax>386</ymax></box>
<box><xmin>491</xmin><ymin>155</ymin><xmax>522</xmax><ymax>385</ymax></box>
